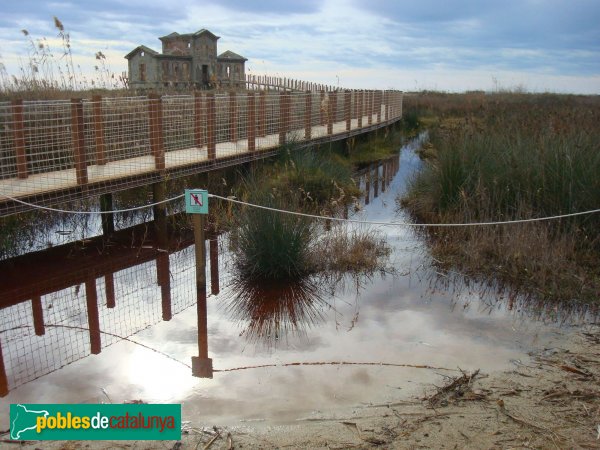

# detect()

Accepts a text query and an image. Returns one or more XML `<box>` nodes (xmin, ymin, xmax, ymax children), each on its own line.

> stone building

<box><xmin>125</xmin><ymin>29</ymin><xmax>247</xmax><ymax>89</ymax></box>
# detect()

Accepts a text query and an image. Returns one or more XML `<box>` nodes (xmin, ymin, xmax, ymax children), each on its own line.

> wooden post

<box><xmin>31</xmin><ymin>296</ymin><xmax>45</xmax><ymax>336</ymax></box>
<box><xmin>85</xmin><ymin>277</ymin><xmax>101</xmax><ymax>355</ymax></box>
<box><xmin>384</xmin><ymin>91</ymin><xmax>389</xmax><ymax>121</ymax></box>
<box><xmin>70</xmin><ymin>98</ymin><xmax>88</xmax><ymax>185</ymax></box>
<box><xmin>376</xmin><ymin>91</ymin><xmax>382</xmax><ymax>123</ymax></box>
<box><xmin>148</xmin><ymin>94</ymin><xmax>165</xmax><ymax>171</ymax></box>
<box><xmin>207</xmin><ymin>94</ymin><xmax>216</xmax><ymax>160</ymax></box>
<box><xmin>11</xmin><ymin>99</ymin><xmax>28</xmax><ymax>179</ymax></box>
<box><xmin>345</xmin><ymin>90</ymin><xmax>351</xmax><ymax>131</ymax></box>
<box><xmin>258</xmin><ymin>91</ymin><xmax>266</xmax><ymax>137</ymax></box>
<box><xmin>92</xmin><ymin>95</ymin><xmax>106</xmax><ymax>165</ymax></box>
<box><xmin>374</xmin><ymin>164</ymin><xmax>379</xmax><ymax>198</ymax></box>
<box><xmin>152</xmin><ymin>181</ymin><xmax>168</xmax><ymax>249</ymax></box>
<box><xmin>304</xmin><ymin>91</ymin><xmax>312</xmax><ymax>140</ymax></box>
<box><xmin>100</xmin><ymin>193</ymin><xmax>114</xmax><ymax>236</ymax></box>
<box><xmin>382</xmin><ymin>162</ymin><xmax>387</xmax><ymax>193</ymax></box>
<box><xmin>357</xmin><ymin>91</ymin><xmax>363</xmax><ymax>128</ymax></box>
<box><xmin>194</xmin><ymin>92</ymin><xmax>204</xmax><ymax>148</ymax></box>
<box><xmin>157</xmin><ymin>252</ymin><xmax>172</xmax><ymax>321</ymax></box>
<box><xmin>247</xmin><ymin>93</ymin><xmax>255</xmax><ymax>152</ymax></box>
<box><xmin>229</xmin><ymin>91</ymin><xmax>237</xmax><ymax>142</ymax></box>
<box><xmin>279</xmin><ymin>92</ymin><xmax>288</xmax><ymax>145</ymax></box>
<box><xmin>209</xmin><ymin>237</ymin><xmax>219</xmax><ymax>295</ymax></box>
<box><xmin>105</xmin><ymin>272</ymin><xmax>116</xmax><ymax>308</ymax></box>
<box><xmin>193</xmin><ymin>215</ymin><xmax>206</xmax><ymax>296</ymax></box>
<box><xmin>191</xmin><ymin>213</ymin><xmax>212</xmax><ymax>378</ymax></box>
<box><xmin>367</xmin><ymin>91</ymin><xmax>373</xmax><ymax>125</ymax></box>
<box><xmin>327</xmin><ymin>91</ymin><xmax>336</xmax><ymax>135</ymax></box>
<box><xmin>320</xmin><ymin>90</ymin><xmax>326</xmax><ymax>126</ymax></box>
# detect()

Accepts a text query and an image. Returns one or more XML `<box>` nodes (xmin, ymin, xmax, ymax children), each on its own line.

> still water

<box><xmin>0</xmin><ymin>140</ymin><xmax>587</xmax><ymax>429</ymax></box>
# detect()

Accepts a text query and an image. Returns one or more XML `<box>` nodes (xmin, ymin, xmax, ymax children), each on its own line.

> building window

<box><xmin>226</xmin><ymin>66</ymin><xmax>231</xmax><ymax>78</ymax></box>
<box><xmin>141</xmin><ymin>51</ymin><xmax>145</xmax><ymax>57</ymax></box>
<box><xmin>139</xmin><ymin>63</ymin><xmax>146</xmax><ymax>82</ymax></box>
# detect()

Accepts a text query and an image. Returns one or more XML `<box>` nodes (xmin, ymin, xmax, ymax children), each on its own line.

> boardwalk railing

<box><xmin>0</xmin><ymin>89</ymin><xmax>402</xmax><ymax>215</ymax></box>
<box><xmin>245</xmin><ymin>74</ymin><xmax>338</xmax><ymax>92</ymax></box>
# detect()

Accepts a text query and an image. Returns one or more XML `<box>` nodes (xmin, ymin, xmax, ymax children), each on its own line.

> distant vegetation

<box><xmin>0</xmin><ymin>17</ymin><xmax>127</xmax><ymax>99</ymax></box>
<box><xmin>401</xmin><ymin>92</ymin><xmax>600</xmax><ymax>304</ymax></box>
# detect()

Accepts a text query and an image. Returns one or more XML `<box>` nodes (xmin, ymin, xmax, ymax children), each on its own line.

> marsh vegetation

<box><xmin>401</xmin><ymin>92</ymin><xmax>600</xmax><ymax>304</ymax></box>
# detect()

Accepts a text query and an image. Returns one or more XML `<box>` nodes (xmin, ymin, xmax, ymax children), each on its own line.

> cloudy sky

<box><xmin>1</xmin><ymin>0</ymin><xmax>599</xmax><ymax>93</ymax></box>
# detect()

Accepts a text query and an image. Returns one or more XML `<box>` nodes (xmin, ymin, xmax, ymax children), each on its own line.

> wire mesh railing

<box><xmin>0</xmin><ymin>88</ymin><xmax>403</xmax><ymax>215</ymax></box>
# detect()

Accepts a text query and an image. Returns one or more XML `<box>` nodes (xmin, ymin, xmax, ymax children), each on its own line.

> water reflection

<box><xmin>224</xmin><ymin>277</ymin><xmax>329</xmax><ymax>346</ymax></box>
<box><xmin>0</xmin><ymin>142</ymin><xmax>595</xmax><ymax>428</ymax></box>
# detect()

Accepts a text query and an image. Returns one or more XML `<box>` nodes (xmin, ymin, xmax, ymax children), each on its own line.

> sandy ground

<box><xmin>4</xmin><ymin>325</ymin><xmax>599</xmax><ymax>449</ymax></box>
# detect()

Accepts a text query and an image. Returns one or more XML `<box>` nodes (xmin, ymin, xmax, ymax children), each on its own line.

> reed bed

<box><xmin>402</xmin><ymin>92</ymin><xmax>600</xmax><ymax>303</ymax></box>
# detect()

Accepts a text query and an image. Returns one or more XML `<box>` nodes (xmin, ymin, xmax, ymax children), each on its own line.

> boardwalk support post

<box><xmin>194</xmin><ymin>92</ymin><xmax>204</xmax><ymax>148</ymax></box>
<box><xmin>207</xmin><ymin>94</ymin><xmax>216</xmax><ymax>160</ymax></box>
<box><xmin>304</xmin><ymin>91</ymin><xmax>312</xmax><ymax>140</ymax></box>
<box><xmin>92</xmin><ymin>95</ymin><xmax>106</xmax><ymax>165</ymax></box>
<box><xmin>148</xmin><ymin>94</ymin><xmax>165</xmax><ymax>171</ymax></box>
<box><xmin>11</xmin><ymin>99</ymin><xmax>28</xmax><ymax>179</ymax></box>
<box><xmin>247</xmin><ymin>93</ymin><xmax>256</xmax><ymax>152</ymax></box>
<box><xmin>345</xmin><ymin>90</ymin><xmax>351</xmax><ymax>131</ymax></box>
<box><xmin>71</xmin><ymin>98</ymin><xmax>88</xmax><ymax>185</ymax></box>
<box><xmin>229</xmin><ymin>91</ymin><xmax>237</xmax><ymax>142</ymax></box>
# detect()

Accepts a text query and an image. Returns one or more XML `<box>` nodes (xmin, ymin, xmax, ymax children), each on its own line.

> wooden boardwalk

<box><xmin>0</xmin><ymin>89</ymin><xmax>402</xmax><ymax>215</ymax></box>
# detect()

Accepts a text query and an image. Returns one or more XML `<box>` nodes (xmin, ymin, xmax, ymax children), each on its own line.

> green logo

<box><xmin>9</xmin><ymin>404</ymin><xmax>181</xmax><ymax>440</ymax></box>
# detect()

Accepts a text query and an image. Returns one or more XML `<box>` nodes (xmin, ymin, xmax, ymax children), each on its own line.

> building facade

<box><xmin>125</xmin><ymin>29</ymin><xmax>247</xmax><ymax>90</ymax></box>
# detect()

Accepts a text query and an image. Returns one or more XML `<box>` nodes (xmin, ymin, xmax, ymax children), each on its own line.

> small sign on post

<box><xmin>185</xmin><ymin>189</ymin><xmax>209</xmax><ymax>214</ymax></box>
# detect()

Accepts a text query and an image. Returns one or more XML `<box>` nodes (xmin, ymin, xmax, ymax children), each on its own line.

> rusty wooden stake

<box><xmin>11</xmin><ymin>99</ymin><xmax>28</xmax><ymax>179</ymax></box>
<box><xmin>92</xmin><ymin>95</ymin><xmax>106</xmax><ymax>165</ymax></box>
<box><xmin>70</xmin><ymin>98</ymin><xmax>88</xmax><ymax>185</ymax></box>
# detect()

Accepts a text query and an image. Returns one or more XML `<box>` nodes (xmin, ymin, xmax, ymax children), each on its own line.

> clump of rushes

<box><xmin>402</xmin><ymin>93</ymin><xmax>600</xmax><ymax>304</ymax></box>
<box><xmin>231</xmin><ymin>187</ymin><xmax>315</xmax><ymax>281</ymax></box>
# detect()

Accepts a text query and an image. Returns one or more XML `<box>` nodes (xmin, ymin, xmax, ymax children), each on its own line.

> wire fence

<box><xmin>0</xmin><ymin>88</ymin><xmax>403</xmax><ymax>216</ymax></box>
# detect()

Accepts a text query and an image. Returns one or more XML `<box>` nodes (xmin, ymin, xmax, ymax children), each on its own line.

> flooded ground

<box><xmin>0</xmin><ymin>138</ymin><xmax>590</xmax><ymax>432</ymax></box>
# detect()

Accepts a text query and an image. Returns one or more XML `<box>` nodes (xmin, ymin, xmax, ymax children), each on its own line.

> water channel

<box><xmin>0</xmin><ymin>137</ymin><xmax>591</xmax><ymax>430</ymax></box>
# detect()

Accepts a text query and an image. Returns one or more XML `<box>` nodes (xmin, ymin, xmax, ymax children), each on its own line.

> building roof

<box><xmin>159</xmin><ymin>29</ymin><xmax>220</xmax><ymax>41</ymax></box>
<box><xmin>217</xmin><ymin>50</ymin><xmax>247</xmax><ymax>62</ymax></box>
<box><xmin>124</xmin><ymin>45</ymin><xmax>159</xmax><ymax>60</ymax></box>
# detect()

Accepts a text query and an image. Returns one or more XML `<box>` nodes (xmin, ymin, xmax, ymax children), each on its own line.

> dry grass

<box><xmin>402</xmin><ymin>92</ymin><xmax>600</xmax><ymax>304</ymax></box>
